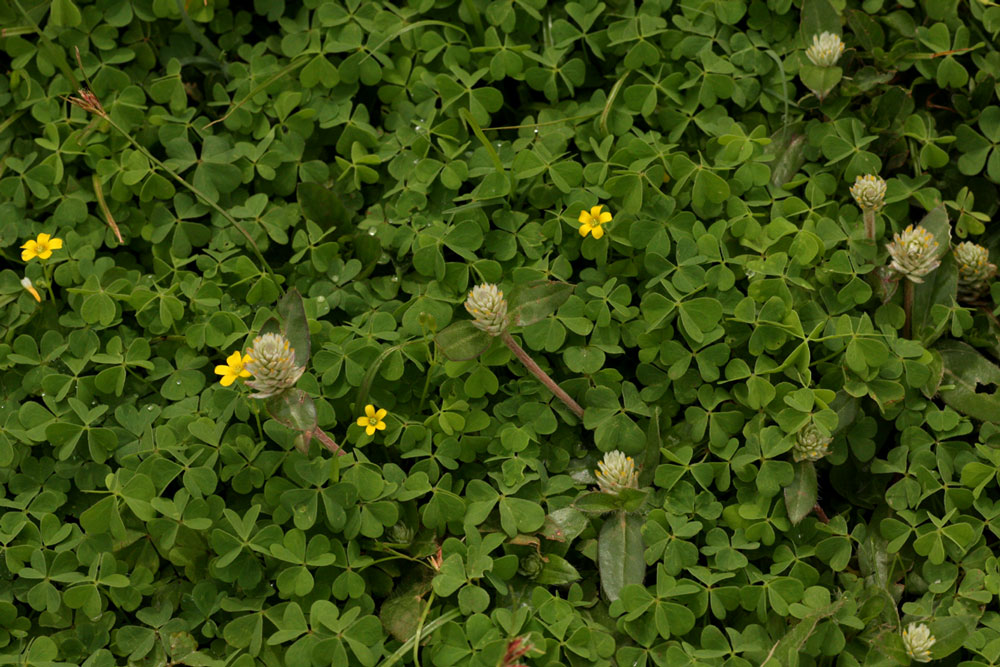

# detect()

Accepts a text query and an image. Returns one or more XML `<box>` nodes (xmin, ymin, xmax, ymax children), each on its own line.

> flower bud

<box><xmin>850</xmin><ymin>174</ymin><xmax>887</xmax><ymax>211</ymax></box>
<box><xmin>805</xmin><ymin>32</ymin><xmax>844</xmax><ymax>67</ymax></box>
<box><xmin>954</xmin><ymin>241</ymin><xmax>997</xmax><ymax>301</ymax></box>
<box><xmin>595</xmin><ymin>451</ymin><xmax>639</xmax><ymax>494</ymax></box>
<box><xmin>387</xmin><ymin>522</ymin><xmax>414</xmax><ymax>545</ymax></box>
<box><xmin>518</xmin><ymin>552</ymin><xmax>544</xmax><ymax>579</ymax></box>
<box><xmin>886</xmin><ymin>225</ymin><xmax>940</xmax><ymax>283</ymax></box>
<box><xmin>902</xmin><ymin>622</ymin><xmax>935</xmax><ymax>663</ymax></box>
<box><xmin>464</xmin><ymin>283</ymin><xmax>508</xmax><ymax>336</ymax></box>
<box><xmin>244</xmin><ymin>333</ymin><xmax>305</xmax><ymax>398</ymax></box>
<box><xmin>793</xmin><ymin>423</ymin><xmax>832</xmax><ymax>462</ymax></box>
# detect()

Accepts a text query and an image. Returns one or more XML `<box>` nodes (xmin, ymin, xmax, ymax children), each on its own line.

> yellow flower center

<box><xmin>369</xmin><ymin>417</ymin><xmax>379</xmax><ymax>426</ymax></box>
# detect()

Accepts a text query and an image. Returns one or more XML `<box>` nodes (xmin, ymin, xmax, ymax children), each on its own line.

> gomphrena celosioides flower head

<box><xmin>805</xmin><ymin>32</ymin><xmax>844</xmax><ymax>67</ymax></box>
<box><xmin>465</xmin><ymin>283</ymin><xmax>509</xmax><ymax>336</ymax></box>
<box><xmin>793</xmin><ymin>423</ymin><xmax>832</xmax><ymax>462</ymax></box>
<box><xmin>954</xmin><ymin>241</ymin><xmax>997</xmax><ymax>301</ymax></box>
<box><xmin>902</xmin><ymin>623</ymin><xmax>935</xmax><ymax>663</ymax></box>
<box><xmin>595</xmin><ymin>450</ymin><xmax>639</xmax><ymax>494</ymax></box>
<box><xmin>886</xmin><ymin>225</ymin><xmax>940</xmax><ymax>283</ymax></box>
<box><xmin>850</xmin><ymin>174</ymin><xmax>887</xmax><ymax>211</ymax></box>
<box><xmin>244</xmin><ymin>333</ymin><xmax>306</xmax><ymax>399</ymax></box>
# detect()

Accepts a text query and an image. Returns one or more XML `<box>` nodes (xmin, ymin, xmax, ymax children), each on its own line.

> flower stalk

<box><xmin>67</xmin><ymin>86</ymin><xmax>275</xmax><ymax>280</ymax></box>
<box><xmin>464</xmin><ymin>283</ymin><xmax>584</xmax><ymax>419</ymax></box>
<box><xmin>501</xmin><ymin>331</ymin><xmax>585</xmax><ymax>418</ymax></box>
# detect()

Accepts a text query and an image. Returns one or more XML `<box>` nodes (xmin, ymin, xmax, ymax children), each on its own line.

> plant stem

<box><xmin>313</xmin><ymin>428</ymin><xmax>346</xmax><ymax>456</ymax></box>
<box><xmin>412</xmin><ymin>590</ymin><xmax>435</xmax><ymax>667</ymax></box>
<box><xmin>812</xmin><ymin>503</ymin><xmax>830</xmax><ymax>524</ymax></box>
<box><xmin>863</xmin><ymin>208</ymin><xmax>876</xmax><ymax>241</ymax></box>
<box><xmin>903</xmin><ymin>280</ymin><xmax>914</xmax><ymax>338</ymax></box>
<box><xmin>99</xmin><ymin>115</ymin><xmax>275</xmax><ymax>279</ymax></box>
<box><xmin>500</xmin><ymin>332</ymin><xmax>584</xmax><ymax>419</ymax></box>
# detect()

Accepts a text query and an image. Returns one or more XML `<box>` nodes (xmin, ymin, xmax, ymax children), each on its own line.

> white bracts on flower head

<box><xmin>244</xmin><ymin>333</ymin><xmax>305</xmax><ymax>398</ymax></box>
<box><xmin>464</xmin><ymin>283</ymin><xmax>509</xmax><ymax>336</ymax></box>
<box><xmin>805</xmin><ymin>32</ymin><xmax>844</xmax><ymax>67</ymax></box>
<box><xmin>793</xmin><ymin>423</ymin><xmax>832</xmax><ymax>462</ymax></box>
<box><xmin>954</xmin><ymin>241</ymin><xmax>997</xmax><ymax>301</ymax></box>
<box><xmin>850</xmin><ymin>174</ymin><xmax>887</xmax><ymax>211</ymax></box>
<box><xmin>902</xmin><ymin>623</ymin><xmax>935</xmax><ymax>663</ymax></box>
<box><xmin>886</xmin><ymin>225</ymin><xmax>940</xmax><ymax>283</ymax></box>
<box><xmin>595</xmin><ymin>450</ymin><xmax>639</xmax><ymax>494</ymax></box>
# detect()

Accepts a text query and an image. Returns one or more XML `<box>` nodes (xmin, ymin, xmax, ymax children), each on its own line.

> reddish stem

<box><xmin>501</xmin><ymin>332</ymin><xmax>585</xmax><ymax>419</ymax></box>
<box><xmin>812</xmin><ymin>504</ymin><xmax>830</xmax><ymax>524</ymax></box>
<box><xmin>314</xmin><ymin>428</ymin><xmax>346</xmax><ymax>456</ymax></box>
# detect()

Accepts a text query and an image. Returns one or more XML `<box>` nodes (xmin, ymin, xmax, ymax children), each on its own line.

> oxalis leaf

<box><xmin>784</xmin><ymin>460</ymin><xmax>818</xmax><ymax>525</ymax></box>
<box><xmin>598</xmin><ymin>511</ymin><xmax>645</xmax><ymax>602</ymax></box>
<box><xmin>937</xmin><ymin>340</ymin><xmax>1000</xmax><ymax>421</ymax></box>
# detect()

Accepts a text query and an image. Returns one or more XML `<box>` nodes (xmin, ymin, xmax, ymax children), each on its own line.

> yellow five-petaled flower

<box><xmin>578</xmin><ymin>205</ymin><xmax>612</xmax><ymax>239</ymax></box>
<box><xmin>215</xmin><ymin>351</ymin><xmax>253</xmax><ymax>387</ymax></box>
<box><xmin>357</xmin><ymin>404</ymin><xmax>387</xmax><ymax>436</ymax></box>
<box><xmin>21</xmin><ymin>233</ymin><xmax>63</xmax><ymax>261</ymax></box>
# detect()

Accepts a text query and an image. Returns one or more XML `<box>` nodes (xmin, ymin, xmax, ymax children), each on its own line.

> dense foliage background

<box><xmin>3</xmin><ymin>0</ymin><xmax>1000</xmax><ymax>664</ymax></box>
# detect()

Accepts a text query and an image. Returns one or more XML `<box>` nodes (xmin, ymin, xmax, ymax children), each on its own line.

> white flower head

<box><xmin>793</xmin><ymin>423</ymin><xmax>832</xmax><ymax>462</ymax></box>
<box><xmin>850</xmin><ymin>174</ymin><xmax>887</xmax><ymax>211</ymax></box>
<box><xmin>595</xmin><ymin>451</ymin><xmax>639</xmax><ymax>495</ymax></box>
<box><xmin>464</xmin><ymin>283</ymin><xmax>509</xmax><ymax>336</ymax></box>
<box><xmin>886</xmin><ymin>225</ymin><xmax>940</xmax><ymax>283</ymax></box>
<box><xmin>902</xmin><ymin>622</ymin><xmax>935</xmax><ymax>663</ymax></box>
<box><xmin>244</xmin><ymin>332</ymin><xmax>306</xmax><ymax>398</ymax></box>
<box><xmin>954</xmin><ymin>241</ymin><xmax>997</xmax><ymax>300</ymax></box>
<box><xmin>805</xmin><ymin>32</ymin><xmax>845</xmax><ymax>67</ymax></box>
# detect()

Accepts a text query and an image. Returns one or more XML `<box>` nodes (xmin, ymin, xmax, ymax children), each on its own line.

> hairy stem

<box><xmin>99</xmin><ymin>115</ymin><xmax>274</xmax><ymax>278</ymax></box>
<box><xmin>863</xmin><ymin>208</ymin><xmax>876</xmax><ymax>241</ymax></box>
<box><xmin>812</xmin><ymin>503</ymin><xmax>830</xmax><ymax>524</ymax></box>
<box><xmin>314</xmin><ymin>428</ymin><xmax>346</xmax><ymax>456</ymax></box>
<box><xmin>500</xmin><ymin>332</ymin><xmax>584</xmax><ymax>419</ymax></box>
<box><xmin>904</xmin><ymin>280</ymin><xmax>914</xmax><ymax>338</ymax></box>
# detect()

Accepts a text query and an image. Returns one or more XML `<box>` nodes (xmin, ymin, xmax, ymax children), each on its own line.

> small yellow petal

<box><xmin>38</xmin><ymin>249</ymin><xmax>53</xmax><ymax>260</ymax></box>
<box><xmin>365</xmin><ymin>404</ymin><xmax>377</xmax><ymax>418</ymax></box>
<box><xmin>365</xmin><ymin>425</ymin><xmax>376</xmax><ymax>436</ymax></box>
<box><xmin>357</xmin><ymin>416</ymin><xmax>369</xmax><ymax>427</ymax></box>
<box><xmin>599</xmin><ymin>212</ymin><xmax>613</xmax><ymax>223</ymax></box>
<box><xmin>37</xmin><ymin>233</ymin><xmax>50</xmax><ymax>244</ymax></box>
<box><xmin>48</xmin><ymin>237</ymin><xmax>63</xmax><ymax>250</ymax></box>
<box><xmin>578</xmin><ymin>211</ymin><xmax>590</xmax><ymax>223</ymax></box>
<box><xmin>226</xmin><ymin>351</ymin><xmax>243</xmax><ymax>367</ymax></box>
<box><xmin>219</xmin><ymin>374</ymin><xmax>236</xmax><ymax>387</ymax></box>
<box><xmin>591</xmin><ymin>225</ymin><xmax>605</xmax><ymax>240</ymax></box>
<box><xmin>375</xmin><ymin>408</ymin><xmax>387</xmax><ymax>420</ymax></box>
<box><xmin>579</xmin><ymin>224</ymin><xmax>592</xmax><ymax>237</ymax></box>
<box><xmin>590</xmin><ymin>205</ymin><xmax>603</xmax><ymax>218</ymax></box>
<box><xmin>214</xmin><ymin>365</ymin><xmax>232</xmax><ymax>376</ymax></box>
<box><xmin>238</xmin><ymin>369</ymin><xmax>252</xmax><ymax>378</ymax></box>
<box><xmin>375</xmin><ymin>421</ymin><xmax>386</xmax><ymax>431</ymax></box>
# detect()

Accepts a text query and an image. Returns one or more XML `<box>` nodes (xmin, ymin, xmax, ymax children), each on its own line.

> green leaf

<box><xmin>265</xmin><ymin>389</ymin><xmax>318</xmax><ymax>433</ymax></box>
<box><xmin>598</xmin><ymin>511</ymin><xmax>645</xmax><ymax>601</ymax></box>
<box><xmin>278</xmin><ymin>288</ymin><xmax>310</xmax><ymax>366</ymax></box>
<box><xmin>507</xmin><ymin>281</ymin><xmax>575</xmax><ymax>328</ymax></box>
<box><xmin>784</xmin><ymin>461</ymin><xmax>818</xmax><ymax>525</ymax></box>
<box><xmin>434</xmin><ymin>321</ymin><xmax>493</xmax><ymax>361</ymax></box>
<box><xmin>937</xmin><ymin>341</ymin><xmax>1000</xmax><ymax>421</ymax></box>
<box><xmin>297</xmin><ymin>183</ymin><xmax>350</xmax><ymax>233</ymax></box>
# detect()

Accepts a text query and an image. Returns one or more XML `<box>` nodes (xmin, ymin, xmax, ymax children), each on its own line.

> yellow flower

<box><xmin>357</xmin><ymin>404</ymin><xmax>387</xmax><ymax>436</ymax></box>
<box><xmin>21</xmin><ymin>233</ymin><xmax>63</xmax><ymax>261</ymax></box>
<box><xmin>20</xmin><ymin>277</ymin><xmax>41</xmax><ymax>302</ymax></box>
<box><xmin>578</xmin><ymin>205</ymin><xmax>612</xmax><ymax>239</ymax></box>
<box><xmin>214</xmin><ymin>351</ymin><xmax>253</xmax><ymax>387</ymax></box>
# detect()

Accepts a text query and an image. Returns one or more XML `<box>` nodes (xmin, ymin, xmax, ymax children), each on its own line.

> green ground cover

<box><xmin>3</xmin><ymin>0</ymin><xmax>1000</xmax><ymax>664</ymax></box>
